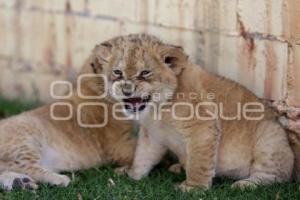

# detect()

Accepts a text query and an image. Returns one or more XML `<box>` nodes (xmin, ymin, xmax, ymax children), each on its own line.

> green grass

<box><xmin>1</xmin><ymin>167</ymin><xmax>299</xmax><ymax>200</ymax></box>
<box><xmin>0</xmin><ymin>97</ymin><xmax>38</xmax><ymax>118</ymax></box>
<box><xmin>0</xmin><ymin>97</ymin><xmax>299</xmax><ymax>200</ymax></box>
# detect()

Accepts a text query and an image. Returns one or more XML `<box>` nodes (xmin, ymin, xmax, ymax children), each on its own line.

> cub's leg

<box><xmin>232</xmin><ymin>120</ymin><xmax>294</xmax><ymax>189</ymax></box>
<box><xmin>121</xmin><ymin>127</ymin><xmax>166</xmax><ymax>180</ymax></box>
<box><xmin>278</xmin><ymin>116</ymin><xmax>300</xmax><ymax>178</ymax></box>
<box><xmin>179</xmin><ymin>121</ymin><xmax>220</xmax><ymax>192</ymax></box>
<box><xmin>9</xmin><ymin>153</ymin><xmax>70</xmax><ymax>187</ymax></box>
<box><xmin>287</xmin><ymin>131</ymin><xmax>300</xmax><ymax>178</ymax></box>
<box><xmin>0</xmin><ymin>161</ymin><xmax>70</xmax><ymax>190</ymax></box>
<box><xmin>0</xmin><ymin>141</ymin><xmax>70</xmax><ymax>190</ymax></box>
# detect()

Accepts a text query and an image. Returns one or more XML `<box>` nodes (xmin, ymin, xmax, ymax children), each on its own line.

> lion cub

<box><xmin>0</xmin><ymin>47</ymin><xmax>136</xmax><ymax>190</ymax></box>
<box><xmin>98</xmin><ymin>34</ymin><xmax>294</xmax><ymax>191</ymax></box>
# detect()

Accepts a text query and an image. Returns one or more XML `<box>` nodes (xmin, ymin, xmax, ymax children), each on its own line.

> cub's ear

<box><xmin>86</xmin><ymin>42</ymin><xmax>113</xmax><ymax>74</ymax></box>
<box><xmin>160</xmin><ymin>44</ymin><xmax>189</xmax><ymax>75</ymax></box>
<box><xmin>93</xmin><ymin>41</ymin><xmax>113</xmax><ymax>63</ymax></box>
<box><xmin>89</xmin><ymin>56</ymin><xmax>102</xmax><ymax>74</ymax></box>
<box><xmin>79</xmin><ymin>52</ymin><xmax>102</xmax><ymax>74</ymax></box>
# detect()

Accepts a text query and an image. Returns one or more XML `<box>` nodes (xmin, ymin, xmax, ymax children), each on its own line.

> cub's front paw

<box><xmin>231</xmin><ymin>180</ymin><xmax>257</xmax><ymax>190</ymax></box>
<box><xmin>114</xmin><ymin>166</ymin><xmax>143</xmax><ymax>181</ymax></box>
<box><xmin>114</xmin><ymin>166</ymin><xmax>129</xmax><ymax>175</ymax></box>
<box><xmin>126</xmin><ymin>168</ymin><xmax>143</xmax><ymax>181</ymax></box>
<box><xmin>0</xmin><ymin>172</ymin><xmax>38</xmax><ymax>191</ymax></box>
<box><xmin>168</xmin><ymin>163</ymin><xmax>182</xmax><ymax>174</ymax></box>
<box><xmin>50</xmin><ymin>174</ymin><xmax>71</xmax><ymax>187</ymax></box>
<box><xmin>176</xmin><ymin>181</ymin><xmax>210</xmax><ymax>192</ymax></box>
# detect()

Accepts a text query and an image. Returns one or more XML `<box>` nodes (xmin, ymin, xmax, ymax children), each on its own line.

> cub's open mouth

<box><xmin>123</xmin><ymin>95</ymin><xmax>151</xmax><ymax>112</ymax></box>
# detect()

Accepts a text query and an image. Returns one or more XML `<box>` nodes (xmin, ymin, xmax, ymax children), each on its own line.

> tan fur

<box><xmin>0</xmin><ymin>49</ymin><xmax>136</xmax><ymax>190</ymax></box>
<box><xmin>97</xmin><ymin>34</ymin><xmax>294</xmax><ymax>191</ymax></box>
<box><xmin>287</xmin><ymin>130</ymin><xmax>300</xmax><ymax>178</ymax></box>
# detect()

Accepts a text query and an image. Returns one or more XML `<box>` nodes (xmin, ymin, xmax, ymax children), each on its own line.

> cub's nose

<box><xmin>122</xmin><ymin>90</ymin><xmax>132</xmax><ymax>97</ymax></box>
<box><xmin>122</xmin><ymin>82</ymin><xmax>134</xmax><ymax>97</ymax></box>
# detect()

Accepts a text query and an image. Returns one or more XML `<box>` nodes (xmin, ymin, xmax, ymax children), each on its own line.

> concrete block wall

<box><xmin>0</xmin><ymin>0</ymin><xmax>299</xmax><ymax>106</ymax></box>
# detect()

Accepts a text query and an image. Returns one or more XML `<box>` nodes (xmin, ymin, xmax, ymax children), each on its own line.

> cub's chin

<box><xmin>122</xmin><ymin>95</ymin><xmax>151</xmax><ymax>114</ymax></box>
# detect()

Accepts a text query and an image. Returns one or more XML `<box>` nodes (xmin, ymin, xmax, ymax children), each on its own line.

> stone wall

<box><xmin>0</xmin><ymin>0</ymin><xmax>299</xmax><ymax>106</ymax></box>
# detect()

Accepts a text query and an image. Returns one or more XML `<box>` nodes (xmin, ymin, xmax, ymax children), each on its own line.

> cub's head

<box><xmin>81</xmin><ymin>34</ymin><xmax>188</xmax><ymax>115</ymax></box>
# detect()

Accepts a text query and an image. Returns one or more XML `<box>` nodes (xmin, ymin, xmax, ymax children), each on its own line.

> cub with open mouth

<box><xmin>99</xmin><ymin>35</ymin><xmax>178</xmax><ymax>117</ymax></box>
<box><xmin>101</xmin><ymin>34</ymin><xmax>294</xmax><ymax>192</ymax></box>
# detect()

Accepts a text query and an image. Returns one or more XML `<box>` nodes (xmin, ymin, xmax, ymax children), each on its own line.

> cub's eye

<box><xmin>113</xmin><ymin>70</ymin><xmax>123</xmax><ymax>76</ymax></box>
<box><xmin>140</xmin><ymin>70</ymin><xmax>152</xmax><ymax>77</ymax></box>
